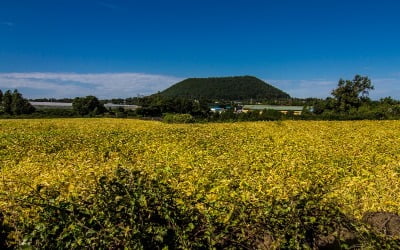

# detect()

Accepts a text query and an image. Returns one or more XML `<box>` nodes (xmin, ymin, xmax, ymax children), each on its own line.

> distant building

<box><xmin>30</xmin><ymin>102</ymin><xmax>140</xmax><ymax>111</ymax></box>
<box><xmin>210</xmin><ymin>106</ymin><xmax>225</xmax><ymax>113</ymax></box>
<box><xmin>210</xmin><ymin>105</ymin><xmax>234</xmax><ymax>113</ymax></box>
<box><xmin>29</xmin><ymin>102</ymin><xmax>73</xmax><ymax>109</ymax></box>
<box><xmin>103</xmin><ymin>103</ymin><xmax>139</xmax><ymax>111</ymax></box>
<box><xmin>242</xmin><ymin>105</ymin><xmax>308</xmax><ymax>115</ymax></box>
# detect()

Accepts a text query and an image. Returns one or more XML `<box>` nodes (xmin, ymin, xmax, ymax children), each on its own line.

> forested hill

<box><xmin>157</xmin><ymin>76</ymin><xmax>290</xmax><ymax>100</ymax></box>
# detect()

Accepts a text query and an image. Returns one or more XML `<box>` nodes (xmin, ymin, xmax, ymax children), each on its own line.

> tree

<box><xmin>135</xmin><ymin>95</ymin><xmax>210</xmax><ymax>118</ymax></box>
<box><xmin>380</xmin><ymin>96</ymin><xmax>399</xmax><ymax>105</ymax></box>
<box><xmin>10</xmin><ymin>89</ymin><xmax>35</xmax><ymax>115</ymax></box>
<box><xmin>2</xmin><ymin>90</ymin><xmax>12</xmax><ymax>114</ymax></box>
<box><xmin>72</xmin><ymin>96</ymin><xmax>106</xmax><ymax>116</ymax></box>
<box><xmin>312</xmin><ymin>97</ymin><xmax>337</xmax><ymax>115</ymax></box>
<box><xmin>331</xmin><ymin>75</ymin><xmax>374</xmax><ymax>112</ymax></box>
<box><xmin>12</xmin><ymin>89</ymin><xmax>25</xmax><ymax>115</ymax></box>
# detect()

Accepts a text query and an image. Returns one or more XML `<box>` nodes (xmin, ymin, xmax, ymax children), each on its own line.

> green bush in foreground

<box><xmin>18</xmin><ymin>167</ymin><xmax>207</xmax><ymax>249</ymax></box>
<box><xmin>0</xmin><ymin>212</ymin><xmax>13</xmax><ymax>249</ymax></box>
<box><xmin>9</xmin><ymin>168</ymin><xmax>400</xmax><ymax>249</ymax></box>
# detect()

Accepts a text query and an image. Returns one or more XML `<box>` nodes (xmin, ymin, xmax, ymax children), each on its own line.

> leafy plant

<box><xmin>19</xmin><ymin>167</ymin><xmax>207</xmax><ymax>249</ymax></box>
<box><xmin>163</xmin><ymin>113</ymin><xmax>194</xmax><ymax>123</ymax></box>
<box><xmin>0</xmin><ymin>211</ymin><xmax>13</xmax><ymax>249</ymax></box>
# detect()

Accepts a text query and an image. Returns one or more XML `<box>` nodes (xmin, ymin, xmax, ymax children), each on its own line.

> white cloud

<box><xmin>267</xmin><ymin>77</ymin><xmax>400</xmax><ymax>99</ymax></box>
<box><xmin>0</xmin><ymin>72</ymin><xmax>183</xmax><ymax>99</ymax></box>
<box><xmin>1</xmin><ymin>73</ymin><xmax>398</xmax><ymax>100</ymax></box>
<box><xmin>266</xmin><ymin>79</ymin><xmax>337</xmax><ymax>98</ymax></box>
<box><xmin>370</xmin><ymin>78</ymin><xmax>400</xmax><ymax>99</ymax></box>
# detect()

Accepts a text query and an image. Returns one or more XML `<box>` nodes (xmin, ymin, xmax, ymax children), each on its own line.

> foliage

<box><xmin>0</xmin><ymin>211</ymin><xmax>13</xmax><ymax>249</ymax></box>
<box><xmin>331</xmin><ymin>75</ymin><xmax>374</xmax><ymax>112</ymax></box>
<box><xmin>10</xmin><ymin>90</ymin><xmax>35</xmax><ymax>115</ymax></box>
<box><xmin>312</xmin><ymin>75</ymin><xmax>379</xmax><ymax>118</ymax></box>
<box><xmin>163</xmin><ymin>113</ymin><xmax>195</xmax><ymax>123</ymax></box>
<box><xmin>1</xmin><ymin>90</ymin><xmax>12</xmax><ymax>114</ymax></box>
<box><xmin>309</xmin><ymin>75</ymin><xmax>400</xmax><ymax>120</ymax></box>
<box><xmin>17</xmin><ymin>167</ymin><xmax>207</xmax><ymax>249</ymax></box>
<box><xmin>136</xmin><ymin>96</ymin><xmax>210</xmax><ymax>117</ymax></box>
<box><xmin>208</xmin><ymin>109</ymin><xmax>284</xmax><ymax>122</ymax></box>
<box><xmin>33</xmin><ymin>108</ymin><xmax>77</xmax><ymax>118</ymax></box>
<box><xmin>0</xmin><ymin>89</ymin><xmax>34</xmax><ymax>115</ymax></box>
<box><xmin>72</xmin><ymin>96</ymin><xmax>106</xmax><ymax>116</ymax></box>
<box><xmin>158</xmin><ymin>76</ymin><xmax>290</xmax><ymax>101</ymax></box>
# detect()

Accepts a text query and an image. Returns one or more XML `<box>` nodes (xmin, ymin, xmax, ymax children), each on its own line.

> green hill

<box><xmin>158</xmin><ymin>76</ymin><xmax>290</xmax><ymax>100</ymax></box>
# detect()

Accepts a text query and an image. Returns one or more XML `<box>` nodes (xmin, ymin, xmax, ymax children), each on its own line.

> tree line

<box><xmin>2</xmin><ymin>74</ymin><xmax>400</xmax><ymax>121</ymax></box>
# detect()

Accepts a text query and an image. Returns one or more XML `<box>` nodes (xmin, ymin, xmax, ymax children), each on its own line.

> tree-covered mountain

<box><xmin>157</xmin><ymin>76</ymin><xmax>290</xmax><ymax>100</ymax></box>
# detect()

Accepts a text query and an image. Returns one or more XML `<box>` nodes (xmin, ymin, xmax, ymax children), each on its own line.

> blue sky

<box><xmin>1</xmin><ymin>0</ymin><xmax>399</xmax><ymax>99</ymax></box>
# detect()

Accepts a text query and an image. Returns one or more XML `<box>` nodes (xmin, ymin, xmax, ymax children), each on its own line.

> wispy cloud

<box><xmin>0</xmin><ymin>72</ymin><xmax>183</xmax><ymax>99</ymax></box>
<box><xmin>266</xmin><ymin>79</ymin><xmax>337</xmax><ymax>99</ymax></box>
<box><xmin>370</xmin><ymin>78</ymin><xmax>400</xmax><ymax>99</ymax></box>
<box><xmin>1</xmin><ymin>21</ymin><xmax>15</xmax><ymax>27</ymax></box>
<box><xmin>1</xmin><ymin>73</ymin><xmax>398</xmax><ymax>100</ymax></box>
<box><xmin>266</xmin><ymin>77</ymin><xmax>400</xmax><ymax>99</ymax></box>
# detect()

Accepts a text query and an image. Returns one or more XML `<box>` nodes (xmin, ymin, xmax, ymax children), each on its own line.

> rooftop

<box><xmin>243</xmin><ymin>105</ymin><xmax>305</xmax><ymax>111</ymax></box>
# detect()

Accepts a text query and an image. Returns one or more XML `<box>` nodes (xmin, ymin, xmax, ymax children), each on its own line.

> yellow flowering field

<box><xmin>0</xmin><ymin>119</ymin><xmax>400</xmax><ymax>247</ymax></box>
<box><xmin>1</xmin><ymin>119</ymin><xmax>400</xmax><ymax>214</ymax></box>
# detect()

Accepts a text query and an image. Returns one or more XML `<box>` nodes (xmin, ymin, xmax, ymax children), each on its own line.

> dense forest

<box><xmin>157</xmin><ymin>76</ymin><xmax>290</xmax><ymax>101</ymax></box>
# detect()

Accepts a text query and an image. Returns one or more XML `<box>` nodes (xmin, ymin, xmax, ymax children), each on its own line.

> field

<box><xmin>1</xmin><ymin>119</ymin><xmax>400</xmax><ymax>248</ymax></box>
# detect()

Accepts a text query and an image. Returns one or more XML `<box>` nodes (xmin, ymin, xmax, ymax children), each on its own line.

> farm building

<box><xmin>242</xmin><ymin>105</ymin><xmax>308</xmax><ymax>115</ymax></box>
<box><xmin>210</xmin><ymin>105</ymin><xmax>232</xmax><ymax>113</ymax></box>
<box><xmin>103</xmin><ymin>103</ymin><xmax>139</xmax><ymax>111</ymax></box>
<box><xmin>30</xmin><ymin>102</ymin><xmax>139</xmax><ymax>111</ymax></box>
<box><xmin>29</xmin><ymin>102</ymin><xmax>73</xmax><ymax>109</ymax></box>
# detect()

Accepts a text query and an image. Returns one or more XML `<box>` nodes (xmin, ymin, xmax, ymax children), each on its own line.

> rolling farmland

<box><xmin>1</xmin><ymin>119</ymin><xmax>399</xmax><ymax>248</ymax></box>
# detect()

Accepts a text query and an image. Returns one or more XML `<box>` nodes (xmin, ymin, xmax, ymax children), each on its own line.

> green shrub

<box><xmin>19</xmin><ymin>167</ymin><xmax>207</xmax><ymax>249</ymax></box>
<box><xmin>0</xmin><ymin>211</ymin><xmax>13</xmax><ymax>249</ymax></box>
<box><xmin>201</xmin><ymin>184</ymin><xmax>355</xmax><ymax>249</ymax></box>
<box><xmin>10</xmin><ymin>170</ymin><xmax>400</xmax><ymax>249</ymax></box>
<box><xmin>163</xmin><ymin>113</ymin><xmax>194</xmax><ymax>123</ymax></box>
<box><xmin>206</xmin><ymin>184</ymin><xmax>400</xmax><ymax>249</ymax></box>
